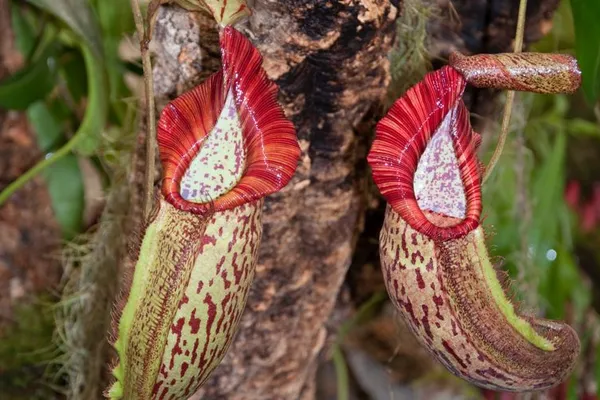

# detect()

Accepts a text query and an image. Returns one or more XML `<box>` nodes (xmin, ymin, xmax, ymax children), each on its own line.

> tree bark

<box><xmin>151</xmin><ymin>1</ymin><xmax>397</xmax><ymax>399</ymax></box>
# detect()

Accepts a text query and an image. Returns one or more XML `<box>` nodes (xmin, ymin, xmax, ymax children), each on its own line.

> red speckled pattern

<box><xmin>380</xmin><ymin>208</ymin><xmax>508</xmax><ymax>390</ymax></box>
<box><xmin>368</xmin><ymin>66</ymin><xmax>482</xmax><ymax>240</ymax></box>
<box><xmin>449</xmin><ymin>52</ymin><xmax>581</xmax><ymax>94</ymax></box>
<box><xmin>158</xmin><ymin>26</ymin><xmax>300</xmax><ymax>215</ymax></box>
<box><xmin>178</xmin><ymin>89</ymin><xmax>245</xmax><ymax>203</ymax></box>
<box><xmin>379</xmin><ymin>207</ymin><xmax>579</xmax><ymax>391</ymax></box>
<box><xmin>152</xmin><ymin>200</ymin><xmax>262</xmax><ymax>399</ymax></box>
<box><xmin>370</xmin><ymin>64</ymin><xmax>580</xmax><ymax>392</ymax></box>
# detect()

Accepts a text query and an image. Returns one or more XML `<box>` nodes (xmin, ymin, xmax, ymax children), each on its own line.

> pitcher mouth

<box><xmin>368</xmin><ymin>66</ymin><xmax>482</xmax><ymax>241</ymax></box>
<box><xmin>157</xmin><ymin>27</ymin><xmax>300</xmax><ymax>215</ymax></box>
<box><xmin>373</xmin><ymin>64</ymin><xmax>581</xmax><ymax>392</ymax></box>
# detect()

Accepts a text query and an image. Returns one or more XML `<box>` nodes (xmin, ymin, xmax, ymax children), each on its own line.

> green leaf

<box><xmin>11</xmin><ymin>3</ymin><xmax>37</xmax><ymax>57</ymax></box>
<box><xmin>570</xmin><ymin>0</ymin><xmax>600</xmax><ymax>104</ymax></box>
<box><xmin>25</xmin><ymin>0</ymin><xmax>104</xmax><ymax>61</ymax></box>
<box><xmin>26</xmin><ymin>101</ymin><xmax>63</xmax><ymax>152</ymax></box>
<box><xmin>539</xmin><ymin>243</ymin><xmax>586</xmax><ymax>319</ymax></box>
<box><xmin>94</xmin><ymin>0</ymin><xmax>134</xmax><ymax>40</ymax></box>
<box><xmin>529</xmin><ymin>130</ymin><xmax>566</xmax><ymax>263</ymax></box>
<box><xmin>42</xmin><ymin>153</ymin><xmax>84</xmax><ymax>238</ymax></box>
<box><xmin>61</xmin><ymin>49</ymin><xmax>88</xmax><ymax>102</ymax></box>
<box><xmin>101</xmin><ymin>36</ymin><xmax>131</xmax><ymax>118</ymax></box>
<box><xmin>567</xmin><ymin>118</ymin><xmax>600</xmax><ymax>138</ymax></box>
<box><xmin>0</xmin><ymin>42</ymin><xmax>107</xmax><ymax>208</ymax></box>
<box><xmin>72</xmin><ymin>45</ymin><xmax>108</xmax><ymax>156</ymax></box>
<box><xmin>93</xmin><ymin>0</ymin><xmax>135</xmax><ymax>121</ymax></box>
<box><xmin>0</xmin><ymin>49</ymin><xmax>56</xmax><ymax>110</ymax></box>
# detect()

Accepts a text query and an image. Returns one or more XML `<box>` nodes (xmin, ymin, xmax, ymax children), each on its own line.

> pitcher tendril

<box><xmin>482</xmin><ymin>0</ymin><xmax>527</xmax><ymax>184</ymax></box>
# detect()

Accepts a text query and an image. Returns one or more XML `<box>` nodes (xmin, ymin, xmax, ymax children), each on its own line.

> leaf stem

<box><xmin>483</xmin><ymin>0</ymin><xmax>528</xmax><ymax>183</ymax></box>
<box><xmin>0</xmin><ymin>141</ymin><xmax>72</xmax><ymax>206</ymax></box>
<box><xmin>130</xmin><ymin>0</ymin><xmax>157</xmax><ymax>219</ymax></box>
<box><xmin>331</xmin><ymin>291</ymin><xmax>386</xmax><ymax>400</ymax></box>
<box><xmin>0</xmin><ymin>45</ymin><xmax>104</xmax><ymax>207</ymax></box>
<box><xmin>332</xmin><ymin>346</ymin><xmax>350</xmax><ymax>400</ymax></box>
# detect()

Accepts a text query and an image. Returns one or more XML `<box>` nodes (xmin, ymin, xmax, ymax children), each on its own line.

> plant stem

<box><xmin>483</xmin><ymin>0</ymin><xmax>528</xmax><ymax>183</ymax></box>
<box><xmin>0</xmin><ymin>45</ymin><xmax>105</xmax><ymax>207</ymax></box>
<box><xmin>130</xmin><ymin>0</ymin><xmax>157</xmax><ymax>219</ymax></box>
<box><xmin>332</xmin><ymin>346</ymin><xmax>350</xmax><ymax>400</ymax></box>
<box><xmin>0</xmin><ymin>142</ymin><xmax>72</xmax><ymax>206</ymax></box>
<box><xmin>337</xmin><ymin>291</ymin><xmax>387</xmax><ymax>341</ymax></box>
<box><xmin>331</xmin><ymin>291</ymin><xmax>387</xmax><ymax>400</ymax></box>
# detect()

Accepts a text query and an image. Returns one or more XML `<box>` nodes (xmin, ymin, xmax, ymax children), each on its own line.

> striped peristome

<box><xmin>368</xmin><ymin>65</ymin><xmax>580</xmax><ymax>391</ymax></box>
<box><xmin>107</xmin><ymin>27</ymin><xmax>299</xmax><ymax>399</ymax></box>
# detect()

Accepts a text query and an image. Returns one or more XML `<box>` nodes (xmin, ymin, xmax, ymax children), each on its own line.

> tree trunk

<box><xmin>151</xmin><ymin>1</ymin><xmax>398</xmax><ymax>399</ymax></box>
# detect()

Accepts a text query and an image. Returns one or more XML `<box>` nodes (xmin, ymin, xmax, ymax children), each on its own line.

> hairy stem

<box><xmin>130</xmin><ymin>0</ymin><xmax>157</xmax><ymax>219</ymax></box>
<box><xmin>483</xmin><ymin>0</ymin><xmax>528</xmax><ymax>183</ymax></box>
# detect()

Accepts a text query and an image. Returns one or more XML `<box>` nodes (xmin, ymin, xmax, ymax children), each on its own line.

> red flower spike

<box><xmin>158</xmin><ymin>26</ymin><xmax>300</xmax><ymax>215</ymax></box>
<box><xmin>368</xmin><ymin>66</ymin><xmax>482</xmax><ymax>240</ymax></box>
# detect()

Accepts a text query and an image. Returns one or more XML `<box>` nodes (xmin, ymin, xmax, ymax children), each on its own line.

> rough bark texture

<box><xmin>150</xmin><ymin>1</ymin><xmax>397</xmax><ymax>399</ymax></box>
